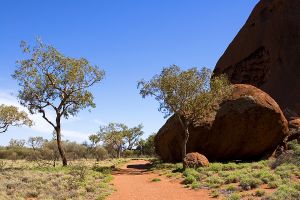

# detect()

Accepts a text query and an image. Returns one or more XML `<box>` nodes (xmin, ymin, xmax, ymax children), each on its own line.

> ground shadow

<box><xmin>112</xmin><ymin>162</ymin><xmax>152</xmax><ymax>175</ymax></box>
<box><xmin>127</xmin><ymin>163</ymin><xmax>151</xmax><ymax>170</ymax></box>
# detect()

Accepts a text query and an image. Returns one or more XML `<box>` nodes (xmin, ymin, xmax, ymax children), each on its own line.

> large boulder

<box><xmin>213</xmin><ymin>0</ymin><xmax>300</xmax><ymax>119</ymax></box>
<box><xmin>155</xmin><ymin>84</ymin><xmax>288</xmax><ymax>162</ymax></box>
<box><xmin>183</xmin><ymin>152</ymin><xmax>209</xmax><ymax>168</ymax></box>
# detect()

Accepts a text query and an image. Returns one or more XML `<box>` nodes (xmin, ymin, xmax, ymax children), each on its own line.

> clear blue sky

<box><xmin>0</xmin><ymin>0</ymin><xmax>259</xmax><ymax>145</ymax></box>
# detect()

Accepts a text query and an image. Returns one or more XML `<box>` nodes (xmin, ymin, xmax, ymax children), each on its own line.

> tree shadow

<box><xmin>127</xmin><ymin>163</ymin><xmax>151</xmax><ymax>170</ymax></box>
<box><xmin>112</xmin><ymin>162</ymin><xmax>152</xmax><ymax>175</ymax></box>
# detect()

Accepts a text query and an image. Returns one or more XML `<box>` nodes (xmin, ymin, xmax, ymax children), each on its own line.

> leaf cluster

<box><xmin>138</xmin><ymin>65</ymin><xmax>232</xmax><ymax>126</ymax></box>
<box><xmin>12</xmin><ymin>39</ymin><xmax>105</xmax><ymax>128</ymax></box>
<box><xmin>0</xmin><ymin>104</ymin><xmax>33</xmax><ymax>133</ymax></box>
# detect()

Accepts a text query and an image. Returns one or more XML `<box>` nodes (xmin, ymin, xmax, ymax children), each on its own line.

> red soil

<box><xmin>107</xmin><ymin>160</ymin><xmax>211</xmax><ymax>200</ymax></box>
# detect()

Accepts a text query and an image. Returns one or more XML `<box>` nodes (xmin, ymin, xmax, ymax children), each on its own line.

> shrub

<box><xmin>151</xmin><ymin>178</ymin><xmax>161</xmax><ymax>182</ymax></box>
<box><xmin>183</xmin><ymin>175</ymin><xmax>196</xmax><ymax>184</ymax></box>
<box><xmin>255</xmin><ymin>190</ymin><xmax>265</xmax><ymax>197</ymax></box>
<box><xmin>191</xmin><ymin>181</ymin><xmax>201</xmax><ymax>189</ymax></box>
<box><xmin>183</xmin><ymin>168</ymin><xmax>199</xmax><ymax>179</ymax></box>
<box><xmin>210</xmin><ymin>189</ymin><xmax>220</xmax><ymax>198</ymax></box>
<box><xmin>267</xmin><ymin>180</ymin><xmax>282</xmax><ymax>189</ymax></box>
<box><xmin>225</xmin><ymin>193</ymin><xmax>241</xmax><ymax>200</ymax></box>
<box><xmin>265</xmin><ymin>184</ymin><xmax>300</xmax><ymax>200</ymax></box>
<box><xmin>240</xmin><ymin>177</ymin><xmax>262</xmax><ymax>190</ymax></box>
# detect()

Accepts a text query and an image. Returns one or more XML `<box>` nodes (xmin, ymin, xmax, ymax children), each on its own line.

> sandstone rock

<box><xmin>183</xmin><ymin>152</ymin><xmax>209</xmax><ymax>168</ymax></box>
<box><xmin>155</xmin><ymin>84</ymin><xmax>288</xmax><ymax>162</ymax></box>
<box><xmin>213</xmin><ymin>0</ymin><xmax>300</xmax><ymax>119</ymax></box>
<box><xmin>289</xmin><ymin>118</ymin><xmax>300</xmax><ymax>130</ymax></box>
<box><xmin>287</xmin><ymin>118</ymin><xmax>300</xmax><ymax>143</ymax></box>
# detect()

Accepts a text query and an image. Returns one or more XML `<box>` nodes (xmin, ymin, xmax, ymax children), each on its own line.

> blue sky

<box><xmin>0</xmin><ymin>0</ymin><xmax>259</xmax><ymax>145</ymax></box>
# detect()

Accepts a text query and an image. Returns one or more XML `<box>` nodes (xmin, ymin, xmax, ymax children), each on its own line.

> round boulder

<box><xmin>155</xmin><ymin>84</ymin><xmax>289</xmax><ymax>162</ymax></box>
<box><xmin>183</xmin><ymin>152</ymin><xmax>209</xmax><ymax>168</ymax></box>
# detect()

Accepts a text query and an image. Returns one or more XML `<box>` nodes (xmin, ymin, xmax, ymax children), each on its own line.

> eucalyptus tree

<box><xmin>138</xmin><ymin>65</ymin><xmax>232</xmax><ymax>165</ymax></box>
<box><xmin>96</xmin><ymin>123</ymin><xmax>143</xmax><ymax>158</ymax></box>
<box><xmin>0</xmin><ymin>104</ymin><xmax>32</xmax><ymax>133</ymax></box>
<box><xmin>13</xmin><ymin>39</ymin><xmax>105</xmax><ymax>166</ymax></box>
<box><xmin>124</xmin><ymin>124</ymin><xmax>144</xmax><ymax>150</ymax></box>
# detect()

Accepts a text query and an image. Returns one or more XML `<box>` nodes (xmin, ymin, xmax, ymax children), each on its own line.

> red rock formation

<box><xmin>213</xmin><ymin>0</ymin><xmax>300</xmax><ymax>119</ymax></box>
<box><xmin>183</xmin><ymin>152</ymin><xmax>209</xmax><ymax>168</ymax></box>
<box><xmin>155</xmin><ymin>84</ymin><xmax>288</xmax><ymax>162</ymax></box>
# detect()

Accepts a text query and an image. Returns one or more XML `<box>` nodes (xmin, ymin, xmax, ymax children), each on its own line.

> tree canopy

<box><xmin>0</xmin><ymin>104</ymin><xmax>33</xmax><ymax>133</ymax></box>
<box><xmin>138</xmin><ymin>65</ymin><xmax>232</xmax><ymax>126</ymax></box>
<box><xmin>95</xmin><ymin>122</ymin><xmax>144</xmax><ymax>158</ymax></box>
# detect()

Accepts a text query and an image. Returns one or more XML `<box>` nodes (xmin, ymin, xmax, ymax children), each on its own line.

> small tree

<box><xmin>95</xmin><ymin>123</ymin><xmax>144</xmax><ymax>158</ymax></box>
<box><xmin>138</xmin><ymin>65</ymin><xmax>232</xmax><ymax>166</ymax></box>
<box><xmin>97</xmin><ymin>123</ymin><xmax>127</xmax><ymax>158</ymax></box>
<box><xmin>12</xmin><ymin>39</ymin><xmax>105</xmax><ymax>166</ymax></box>
<box><xmin>28</xmin><ymin>136</ymin><xmax>45</xmax><ymax>150</ymax></box>
<box><xmin>137</xmin><ymin>133</ymin><xmax>156</xmax><ymax>156</ymax></box>
<box><xmin>124</xmin><ymin>124</ymin><xmax>144</xmax><ymax>150</ymax></box>
<box><xmin>0</xmin><ymin>104</ymin><xmax>32</xmax><ymax>133</ymax></box>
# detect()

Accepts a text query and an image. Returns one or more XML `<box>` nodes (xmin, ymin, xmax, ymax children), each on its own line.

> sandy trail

<box><xmin>107</xmin><ymin>160</ymin><xmax>211</xmax><ymax>200</ymax></box>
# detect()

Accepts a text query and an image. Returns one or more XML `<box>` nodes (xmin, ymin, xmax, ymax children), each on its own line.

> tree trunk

<box><xmin>117</xmin><ymin>146</ymin><xmax>121</xmax><ymax>158</ymax></box>
<box><xmin>55</xmin><ymin>119</ymin><xmax>68</xmax><ymax>166</ymax></box>
<box><xmin>177</xmin><ymin>115</ymin><xmax>190</xmax><ymax>169</ymax></box>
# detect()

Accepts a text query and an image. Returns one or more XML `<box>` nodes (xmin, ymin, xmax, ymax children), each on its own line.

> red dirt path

<box><xmin>107</xmin><ymin>160</ymin><xmax>211</xmax><ymax>200</ymax></box>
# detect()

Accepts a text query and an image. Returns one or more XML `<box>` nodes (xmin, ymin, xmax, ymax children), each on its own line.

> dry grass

<box><xmin>0</xmin><ymin>158</ymin><xmax>129</xmax><ymax>200</ymax></box>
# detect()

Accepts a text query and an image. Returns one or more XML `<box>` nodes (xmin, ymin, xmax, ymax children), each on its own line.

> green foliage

<box><xmin>138</xmin><ymin>65</ymin><xmax>232</xmax><ymax>125</ymax></box>
<box><xmin>183</xmin><ymin>175</ymin><xmax>196</xmax><ymax>184</ymax></box>
<box><xmin>94</xmin><ymin>122</ymin><xmax>144</xmax><ymax>158</ymax></box>
<box><xmin>13</xmin><ymin>39</ymin><xmax>105</xmax><ymax>120</ymax></box>
<box><xmin>136</xmin><ymin>133</ymin><xmax>156</xmax><ymax>157</ymax></box>
<box><xmin>0</xmin><ymin>104</ymin><xmax>32</xmax><ymax>133</ymax></box>
<box><xmin>240</xmin><ymin>177</ymin><xmax>263</xmax><ymax>190</ymax></box>
<box><xmin>0</xmin><ymin>159</ymin><xmax>117</xmax><ymax>199</ymax></box>
<box><xmin>255</xmin><ymin>190</ymin><xmax>265</xmax><ymax>197</ymax></box>
<box><xmin>225</xmin><ymin>193</ymin><xmax>241</xmax><ymax>200</ymax></box>
<box><xmin>151</xmin><ymin>178</ymin><xmax>161</xmax><ymax>182</ymax></box>
<box><xmin>210</xmin><ymin>189</ymin><xmax>220</xmax><ymax>198</ymax></box>
<box><xmin>265</xmin><ymin>183</ymin><xmax>300</xmax><ymax>200</ymax></box>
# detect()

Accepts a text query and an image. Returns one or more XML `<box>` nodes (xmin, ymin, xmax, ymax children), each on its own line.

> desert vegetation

<box><xmin>1</xmin><ymin>1</ymin><xmax>300</xmax><ymax>199</ymax></box>
<box><xmin>0</xmin><ymin>158</ymin><xmax>128</xmax><ymax>200</ymax></box>
<box><xmin>150</xmin><ymin>140</ymin><xmax>300</xmax><ymax>200</ymax></box>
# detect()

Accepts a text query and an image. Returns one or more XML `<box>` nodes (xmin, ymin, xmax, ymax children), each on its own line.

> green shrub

<box><xmin>224</xmin><ymin>173</ymin><xmax>240</xmax><ymax>184</ymax></box>
<box><xmin>210</xmin><ymin>189</ymin><xmax>220</xmax><ymax>198</ymax></box>
<box><xmin>267</xmin><ymin>180</ymin><xmax>282</xmax><ymax>189</ymax></box>
<box><xmin>151</xmin><ymin>178</ymin><xmax>161</xmax><ymax>182</ymax></box>
<box><xmin>191</xmin><ymin>181</ymin><xmax>201</xmax><ymax>189</ymax></box>
<box><xmin>204</xmin><ymin>175</ymin><xmax>224</xmax><ymax>188</ymax></box>
<box><xmin>226</xmin><ymin>184</ymin><xmax>236</xmax><ymax>192</ymax></box>
<box><xmin>265</xmin><ymin>184</ymin><xmax>300</xmax><ymax>200</ymax></box>
<box><xmin>225</xmin><ymin>193</ymin><xmax>241</xmax><ymax>200</ymax></box>
<box><xmin>92</xmin><ymin>166</ymin><xmax>112</xmax><ymax>174</ymax></box>
<box><xmin>240</xmin><ymin>177</ymin><xmax>262</xmax><ymax>190</ymax></box>
<box><xmin>254</xmin><ymin>190</ymin><xmax>265</xmax><ymax>197</ymax></box>
<box><xmin>183</xmin><ymin>175</ymin><xmax>196</xmax><ymax>184</ymax></box>
<box><xmin>183</xmin><ymin>168</ymin><xmax>199</xmax><ymax>179</ymax></box>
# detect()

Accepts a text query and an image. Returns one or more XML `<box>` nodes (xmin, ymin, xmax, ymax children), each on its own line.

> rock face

<box><xmin>213</xmin><ymin>0</ymin><xmax>300</xmax><ymax>119</ymax></box>
<box><xmin>289</xmin><ymin>118</ymin><xmax>300</xmax><ymax>130</ymax></box>
<box><xmin>155</xmin><ymin>84</ymin><xmax>288</xmax><ymax>162</ymax></box>
<box><xmin>183</xmin><ymin>152</ymin><xmax>209</xmax><ymax>168</ymax></box>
